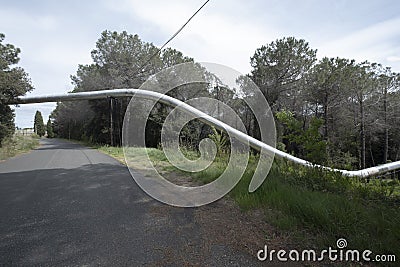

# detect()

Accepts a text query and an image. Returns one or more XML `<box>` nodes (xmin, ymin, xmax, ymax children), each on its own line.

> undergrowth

<box><xmin>0</xmin><ymin>134</ymin><xmax>40</xmax><ymax>160</ymax></box>
<box><xmin>98</xmin><ymin>145</ymin><xmax>400</xmax><ymax>264</ymax></box>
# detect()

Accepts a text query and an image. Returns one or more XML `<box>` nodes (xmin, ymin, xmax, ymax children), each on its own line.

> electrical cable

<box><xmin>135</xmin><ymin>0</ymin><xmax>210</xmax><ymax>76</ymax></box>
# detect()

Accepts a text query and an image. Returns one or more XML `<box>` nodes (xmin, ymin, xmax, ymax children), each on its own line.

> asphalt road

<box><xmin>0</xmin><ymin>138</ymin><xmax>262</xmax><ymax>266</ymax></box>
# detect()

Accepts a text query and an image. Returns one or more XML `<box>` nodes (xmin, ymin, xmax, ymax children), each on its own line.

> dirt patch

<box><xmin>137</xmin><ymin>166</ymin><xmax>302</xmax><ymax>265</ymax></box>
<box><xmin>195</xmin><ymin>198</ymin><xmax>288</xmax><ymax>256</ymax></box>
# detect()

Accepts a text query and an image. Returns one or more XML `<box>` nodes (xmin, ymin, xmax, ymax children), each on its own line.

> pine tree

<box><xmin>46</xmin><ymin>118</ymin><xmax>54</xmax><ymax>138</ymax></box>
<box><xmin>34</xmin><ymin>111</ymin><xmax>45</xmax><ymax>137</ymax></box>
<box><xmin>0</xmin><ymin>33</ymin><xmax>33</xmax><ymax>144</ymax></box>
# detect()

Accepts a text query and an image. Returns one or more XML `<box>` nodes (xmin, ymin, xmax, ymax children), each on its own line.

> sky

<box><xmin>1</xmin><ymin>0</ymin><xmax>400</xmax><ymax>128</ymax></box>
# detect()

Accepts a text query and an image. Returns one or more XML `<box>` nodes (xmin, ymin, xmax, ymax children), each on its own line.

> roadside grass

<box><xmin>97</xmin><ymin>145</ymin><xmax>126</xmax><ymax>163</ymax></box>
<box><xmin>230</xmin><ymin>162</ymin><xmax>400</xmax><ymax>256</ymax></box>
<box><xmin>0</xmin><ymin>134</ymin><xmax>40</xmax><ymax>160</ymax></box>
<box><xmin>98</xmin><ymin>145</ymin><xmax>400</xmax><ymax>261</ymax></box>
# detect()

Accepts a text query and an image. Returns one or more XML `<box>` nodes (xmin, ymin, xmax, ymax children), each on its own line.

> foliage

<box><xmin>208</xmin><ymin>126</ymin><xmax>228</xmax><ymax>156</ymax></box>
<box><xmin>100</xmin><ymin>144</ymin><xmax>400</xmax><ymax>260</ymax></box>
<box><xmin>0</xmin><ymin>134</ymin><xmax>39</xmax><ymax>160</ymax></box>
<box><xmin>250</xmin><ymin>37</ymin><xmax>317</xmax><ymax>109</ymax></box>
<box><xmin>0</xmin><ymin>33</ymin><xmax>33</xmax><ymax>144</ymax></box>
<box><xmin>229</xmin><ymin>159</ymin><xmax>400</xmax><ymax>258</ymax></box>
<box><xmin>276</xmin><ymin>110</ymin><xmax>327</xmax><ymax>164</ymax></box>
<box><xmin>250</xmin><ymin>38</ymin><xmax>400</xmax><ymax>169</ymax></box>
<box><xmin>34</xmin><ymin>110</ymin><xmax>45</xmax><ymax>137</ymax></box>
<box><xmin>46</xmin><ymin>118</ymin><xmax>54</xmax><ymax>138</ymax></box>
<box><xmin>52</xmin><ymin>32</ymin><xmax>400</xmax><ymax>169</ymax></box>
<box><xmin>72</xmin><ymin>31</ymin><xmax>400</xmax><ymax>264</ymax></box>
<box><xmin>0</xmin><ymin>104</ymin><xmax>15</xmax><ymax>145</ymax></box>
<box><xmin>52</xmin><ymin>30</ymin><xmax>198</xmax><ymax>146</ymax></box>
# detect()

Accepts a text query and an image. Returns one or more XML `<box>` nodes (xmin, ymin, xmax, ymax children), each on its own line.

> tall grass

<box><xmin>232</xmin><ymin>161</ymin><xmax>400</xmax><ymax>254</ymax></box>
<box><xmin>0</xmin><ymin>134</ymin><xmax>40</xmax><ymax>160</ymax></box>
<box><xmin>98</xmin><ymin>145</ymin><xmax>400</xmax><ymax>261</ymax></box>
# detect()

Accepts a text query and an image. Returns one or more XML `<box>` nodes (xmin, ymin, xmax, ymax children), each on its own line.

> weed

<box><xmin>0</xmin><ymin>134</ymin><xmax>40</xmax><ymax>160</ymax></box>
<box><xmin>98</xmin><ymin>144</ymin><xmax>400</xmax><ymax>260</ymax></box>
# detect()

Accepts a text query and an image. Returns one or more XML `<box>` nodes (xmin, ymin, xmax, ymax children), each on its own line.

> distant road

<box><xmin>0</xmin><ymin>139</ymin><xmax>261</xmax><ymax>266</ymax></box>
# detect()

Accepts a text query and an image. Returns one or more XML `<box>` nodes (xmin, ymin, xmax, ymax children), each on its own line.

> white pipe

<box><xmin>11</xmin><ymin>89</ymin><xmax>400</xmax><ymax>178</ymax></box>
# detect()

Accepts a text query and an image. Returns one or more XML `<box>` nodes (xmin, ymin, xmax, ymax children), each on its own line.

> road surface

<box><xmin>0</xmin><ymin>139</ymin><xmax>263</xmax><ymax>266</ymax></box>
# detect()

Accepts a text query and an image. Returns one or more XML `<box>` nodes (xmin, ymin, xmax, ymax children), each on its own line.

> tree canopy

<box><xmin>0</xmin><ymin>33</ymin><xmax>33</xmax><ymax>144</ymax></box>
<box><xmin>34</xmin><ymin>110</ymin><xmax>45</xmax><ymax>137</ymax></box>
<box><xmin>52</xmin><ymin>31</ymin><xmax>400</xmax><ymax>169</ymax></box>
<box><xmin>52</xmin><ymin>30</ymin><xmax>197</xmax><ymax>146</ymax></box>
<box><xmin>46</xmin><ymin>118</ymin><xmax>54</xmax><ymax>138</ymax></box>
<box><xmin>250</xmin><ymin>37</ymin><xmax>400</xmax><ymax>168</ymax></box>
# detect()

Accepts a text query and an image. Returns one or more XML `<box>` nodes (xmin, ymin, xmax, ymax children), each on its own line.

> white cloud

<box><xmin>111</xmin><ymin>1</ymin><xmax>400</xmax><ymax>74</ymax></box>
<box><xmin>387</xmin><ymin>56</ymin><xmax>400</xmax><ymax>62</ymax></box>
<box><xmin>317</xmin><ymin>16</ymin><xmax>400</xmax><ymax>65</ymax></box>
<box><xmin>36</xmin><ymin>15</ymin><xmax>59</xmax><ymax>31</ymax></box>
<box><xmin>28</xmin><ymin>41</ymin><xmax>92</xmax><ymax>70</ymax></box>
<box><xmin>0</xmin><ymin>8</ymin><xmax>57</xmax><ymax>32</ymax></box>
<box><xmin>110</xmin><ymin>0</ymin><xmax>279</xmax><ymax>73</ymax></box>
<box><xmin>0</xmin><ymin>8</ymin><xmax>93</xmax><ymax>93</ymax></box>
<box><xmin>0</xmin><ymin>7</ymin><xmax>94</xmax><ymax>127</ymax></box>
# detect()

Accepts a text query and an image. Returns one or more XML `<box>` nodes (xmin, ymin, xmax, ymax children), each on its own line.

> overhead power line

<box><xmin>159</xmin><ymin>0</ymin><xmax>210</xmax><ymax>52</ymax></box>
<box><xmin>136</xmin><ymin>0</ymin><xmax>210</xmax><ymax>75</ymax></box>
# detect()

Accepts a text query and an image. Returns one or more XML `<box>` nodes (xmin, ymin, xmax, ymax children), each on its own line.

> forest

<box><xmin>50</xmin><ymin>30</ymin><xmax>400</xmax><ymax>170</ymax></box>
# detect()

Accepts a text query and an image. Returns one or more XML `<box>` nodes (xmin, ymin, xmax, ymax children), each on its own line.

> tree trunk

<box><xmin>360</xmin><ymin>99</ymin><xmax>366</xmax><ymax>169</ymax></box>
<box><xmin>110</xmin><ymin>97</ymin><xmax>114</xmax><ymax>146</ymax></box>
<box><xmin>68</xmin><ymin>121</ymin><xmax>71</xmax><ymax>140</ymax></box>
<box><xmin>369</xmin><ymin>139</ymin><xmax>375</xmax><ymax>166</ymax></box>
<box><xmin>323</xmin><ymin>92</ymin><xmax>328</xmax><ymax>140</ymax></box>
<box><xmin>383</xmin><ymin>86</ymin><xmax>388</xmax><ymax>163</ymax></box>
